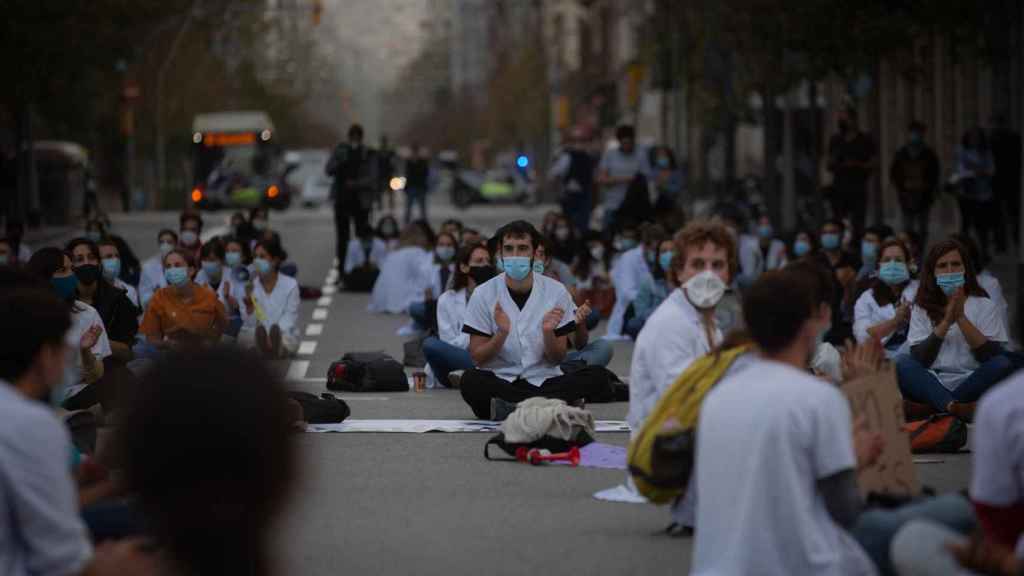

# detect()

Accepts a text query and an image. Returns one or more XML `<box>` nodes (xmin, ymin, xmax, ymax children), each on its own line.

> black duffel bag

<box><xmin>326</xmin><ymin>352</ymin><xmax>408</xmax><ymax>392</ymax></box>
<box><xmin>287</xmin><ymin>391</ymin><xmax>351</xmax><ymax>424</ymax></box>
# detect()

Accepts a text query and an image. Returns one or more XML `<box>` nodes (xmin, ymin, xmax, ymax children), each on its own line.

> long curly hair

<box><xmin>914</xmin><ymin>239</ymin><xmax>988</xmax><ymax>324</ymax></box>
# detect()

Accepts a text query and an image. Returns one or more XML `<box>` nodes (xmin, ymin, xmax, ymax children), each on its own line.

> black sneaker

<box><xmin>448</xmin><ymin>370</ymin><xmax>465</xmax><ymax>389</ymax></box>
<box><xmin>489</xmin><ymin>398</ymin><xmax>518</xmax><ymax>421</ymax></box>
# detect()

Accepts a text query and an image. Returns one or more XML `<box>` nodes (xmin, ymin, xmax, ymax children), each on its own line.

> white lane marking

<box><xmin>326</xmin><ymin>269</ymin><xmax>339</xmax><ymax>280</ymax></box>
<box><xmin>298</xmin><ymin>341</ymin><xmax>318</xmax><ymax>355</ymax></box>
<box><xmin>312</xmin><ymin>308</ymin><xmax>329</xmax><ymax>321</ymax></box>
<box><xmin>286</xmin><ymin>360</ymin><xmax>310</xmax><ymax>380</ymax></box>
<box><xmin>333</xmin><ymin>258</ymin><xmax>339</xmax><ymax>267</ymax></box>
<box><xmin>305</xmin><ymin>323</ymin><xmax>323</xmax><ymax>336</ymax></box>
<box><xmin>322</xmin><ymin>285</ymin><xmax>337</xmax><ymax>295</ymax></box>
<box><xmin>317</xmin><ymin>296</ymin><xmax>333</xmax><ymax>307</ymax></box>
<box><xmin>201</xmin><ymin>226</ymin><xmax>229</xmax><ymax>243</ymax></box>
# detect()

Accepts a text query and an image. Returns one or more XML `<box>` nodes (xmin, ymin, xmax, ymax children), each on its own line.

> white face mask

<box><xmin>682</xmin><ymin>270</ymin><xmax>727</xmax><ymax>310</ymax></box>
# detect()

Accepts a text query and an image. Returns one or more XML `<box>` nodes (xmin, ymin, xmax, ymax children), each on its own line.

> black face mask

<box><xmin>74</xmin><ymin>264</ymin><xmax>101</xmax><ymax>286</ymax></box>
<box><xmin>468</xmin><ymin>265</ymin><xmax>497</xmax><ymax>285</ymax></box>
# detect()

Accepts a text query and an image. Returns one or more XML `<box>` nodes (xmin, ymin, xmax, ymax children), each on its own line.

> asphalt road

<box><xmin>86</xmin><ymin>199</ymin><xmax>971</xmax><ymax>575</ymax></box>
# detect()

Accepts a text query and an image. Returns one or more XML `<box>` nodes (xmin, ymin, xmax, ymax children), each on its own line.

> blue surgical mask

<box><xmin>617</xmin><ymin>238</ymin><xmax>638</xmax><ymax>251</ymax></box>
<box><xmin>86</xmin><ymin>231</ymin><xmax>102</xmax><ymax>243</ymax></box>
<box><xmin>159</xmin><ymin>242</ymin><xmax>175</xmax><ymax>256</ymax></box>
<box><xmin>101</xmin><ymin>258</ymin><xmax>121</xmax><ymax>281</ymax></box>
<box><xmin>202</xmin><ymin>261</ymin><xmax>223</xmax><ymax>280</ymax></box>
<box><xmin>656</xmin><ymin>157</ymin><xmax>670</xmax><ymax>168</ymax></box>
<box><xmin>503</xmin><ymin>256</ymin><xmax>532</xmax><ymax>281</ymax></box>
<box><xmin>495</xmin><ymin>257</ymin><xmax>504</xmax><ymax>272</ymax></box>
<box><xmin>254</xmin><ymin>258</ymin><xmax>273</xmax><ymax>276</ymax></box>
<box><xmin>878</xmin><ymin>261</ymin><xmax>909</xmax><ymax>286</ymax></box>
<box><xmin>436</xmin><ymin>246</ymin><xmax>455</xmax><ymax>262</ymax></box>
<box><xmin>935</xmin><ymin>272</ymin><xmax>965</xmax><ymax>295</ymax></box>
<box><xmin>532</xmin><ymin>260</ymin><xmax>545</xmax><ymax>274</ymax></box>
<box><xmin>757</xmin><ymin>225</ymin><xmax>773</xmax><ymax>239</ymax></box>
<box><xmin>861</xmin><ymin>241</ymin><xmax>879</xmax><ymax>263</ymax></box>
<box><xmin>793</xmin><ymin>240</ymin><xmax>812</xmax><ymax>257</ymax></box>
<box><xmin>225</xmin><ymin>252</ymin><xmax>242</xmax><ymax>268</ymax></box>
<box><xmin>51</xmin><ymin>275</ymin><xmax>79</xmax><ymax>301</ymax></box>
<box><xmin>820</xmin><ymin>233</ymin><xmax>841</xmax><ymax>250</ymax></box>
<box><xmin>164</xmin><ymin>267</ymin><xmax>189</xmax><ymax>287</ymax></box>
<box><xmin>658</xmin><ymin>251</ymin><xmax>674</xmax><ymax>272</ymax></box>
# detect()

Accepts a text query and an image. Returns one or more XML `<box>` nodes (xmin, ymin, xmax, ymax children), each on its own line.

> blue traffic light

<box><xmin>516</xmin><ymin>155</ymin><xmax>529</xmax><ymax>168</ymax></box>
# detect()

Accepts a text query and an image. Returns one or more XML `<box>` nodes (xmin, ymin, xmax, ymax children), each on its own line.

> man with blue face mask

<box><xmin>460</xmin><ymin>221</ymin><xmax>614</xmax><ymax>420</ymax></box>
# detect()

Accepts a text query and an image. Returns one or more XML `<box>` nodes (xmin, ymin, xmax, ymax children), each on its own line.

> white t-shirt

<box><xmin>462</xmin><ymin>273</ymin><xmax>576</xmax><ymax>386</ymax></box>
<box><xmin>138</xmin><ymin>256</ymin><xmax>167</xmax><ymax>308</ymax></box>
<box><xmin>63</xmin><ymin>301</ymin><xmax>113</xmax><ymax>399</ymax></box>
<box><xmin>368</xmin><ymin>246</ymin><xmax>430</xmax><ymax>314</ymax></box>
<box><xmin>0</xmin><ymin>382</ymin><xmax>92</xmax><ymax>576</ymax></box>
<box><xmin>628</xmin><ymin>289</ymin><xmax>721</xmax><ymax>432</ymax></box>
<box><xmin>737</xmin><ymin>235</ymin><xmax>787</xmax><ymax>288</ymax></box>
<box><xmin>606</xmin><ymin>246</ymin><xmax>653</xmax><ymax>337</ymax></box>
<box><xmin>194</xmin><ymin>269</ymin><xmax>247</xmax><ymax>313</ymax></box>
<box><xmin>241</xmin><ymin>274</ymin><xmax>301</xmax><ymax>344</ymax></box>
<box><xmin>692</xmin><ymin>359</ymin><xmax>876</xmax><ymax>576</ymax></box>
<box><xmin>852</xmin><ymin>282</ymin><xmax>918</xmax><ymax>356</ymax></box>
<box><xmin>907</xmin><ymin>296</ymin><xmax>1008</xmax><ymax>390</ymax></box>
<box><xmin>597</xmin><ymin>147</ymin><xmax>651</xmax><ymax>210</ymax></box>
<box><xmin>437</xmin><ymin>288</ymin><xmax>470</xmax><ymax>349</ymax></box>
<box><xmin>970</xmin><ymin>372</ymin><xmax>1024</xmax><ymax>510</ymax></box>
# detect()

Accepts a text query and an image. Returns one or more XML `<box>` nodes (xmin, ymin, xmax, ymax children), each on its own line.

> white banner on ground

<box><xmin>305</xmin><ymin>420</ymin><xmax>631</xmax><ymax>434</ymax></box>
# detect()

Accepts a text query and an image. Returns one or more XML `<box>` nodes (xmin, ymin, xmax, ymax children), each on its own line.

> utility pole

<box><xmin>155</xmin><ymin>2</ymin><xmax>196</xmax><ymax>208</ymax></box>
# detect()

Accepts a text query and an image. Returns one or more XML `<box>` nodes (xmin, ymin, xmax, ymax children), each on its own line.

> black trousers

<box><xmin>830</xmin><ymin>187</ymin><xmax>867</xmax><ymax>239</ymax></box>
<box><xmin>460</xmin><ymin>367</ymin><xmax>609</xmax><ymax>419</ymax></box>
<box><xmin>333</xmin><ymin>199</ymin><xmax>370</xmax><ymax>271</ymax></box>
<box><xmin>959</xmin><ymin>197</ymin><xmax>997</xmax><ymax>262</ymax></box>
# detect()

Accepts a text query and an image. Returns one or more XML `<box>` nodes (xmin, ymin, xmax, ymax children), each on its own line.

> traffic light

<box><xmin>312</xmin><ymin>0</ymin><xmax>322</xmax><ymax>26</ymax></box>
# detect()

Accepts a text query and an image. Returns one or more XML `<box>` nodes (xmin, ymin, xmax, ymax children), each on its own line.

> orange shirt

<box><xmin>141</xmin><ymin>284</ymin><xmax>227</xmax><ymax>343</ymax></box>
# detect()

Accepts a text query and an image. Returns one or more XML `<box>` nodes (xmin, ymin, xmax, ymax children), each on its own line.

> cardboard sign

<box><xmin>842</xmin><ymin>368</ymin><xmax>921</xmax><ymax>498</ymax></box>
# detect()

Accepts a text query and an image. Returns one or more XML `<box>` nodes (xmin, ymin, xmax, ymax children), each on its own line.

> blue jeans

<box><xmin>624</xmin><ymin>315</ymin><xmax>646</xmax><ymax>340</ymax></box>
<box><xmin>409</xmin><ymin>301</ymin><xmax>429</xmax><ymax>331</ymax></box>
<box><xmin>566</xmin><ymin>339</ymin><xmax>613</xmax><ymax>368</ymax></box>
<box><xmin>405</xmin><ymin>187</ymin><xmax>427</xmax><ymax>224</ymax></box>
<box><xmin>560</xmin><ymin>191</ymin><xmax>592</xmax><ymax>235</ymax></box>
<box><xmin>850</xmin><ymin>493</ymin><xmax>975</xmax><ymax>576</ymax></box>
<box><xmin>896</xmin><ymin>353</ymin><xmax>1022</xmax><ymax>411</ymax></box>
<box><xmin>422</xmin><ymin>337</ymin><xmax>473</xmax><ymax>387</ymax></box>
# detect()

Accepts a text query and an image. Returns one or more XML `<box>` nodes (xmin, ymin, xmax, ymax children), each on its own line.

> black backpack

<box><xmin>287</xmin><ymin>391</ymin><xmax>351</xmax><ymax>424</ymax></box>
<box><xmin>326</xmin><ymin>352</ymin><xmax>408</xmax><ymax>392</ymax></box>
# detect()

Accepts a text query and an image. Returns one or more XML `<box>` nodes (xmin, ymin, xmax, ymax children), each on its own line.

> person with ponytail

<box><xmin>897</xmin><ymin>239</ymin><xmax>1020</xmax><ymax>421</ymax></box>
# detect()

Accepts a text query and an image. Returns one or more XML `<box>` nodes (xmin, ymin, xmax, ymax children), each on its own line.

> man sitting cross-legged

<box><xmin>459</xmin><ymin>220</ymin><xmax>611</xmax><ymax>420</ymax></box>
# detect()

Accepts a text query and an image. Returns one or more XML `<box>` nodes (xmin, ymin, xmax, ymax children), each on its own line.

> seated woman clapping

<box><xmin>852</xmin><ymin>239</ymin><xmax>918</xmax><ymax>359</ymax></box>
<box><xmin>897</xmin><ymin>238</ymin><xmax>1021</xmax><ymax>421</ymax></box>
<box><xmin>239</xmin><ymin>239</ymin><xmax>300</xmax><ymax>358</ymax></box>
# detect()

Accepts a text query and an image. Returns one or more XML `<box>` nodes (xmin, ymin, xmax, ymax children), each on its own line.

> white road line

<box><xmin>201</xmin><ymin>226</ymin><xmax>229</xmax><ymax>243</ymax></box>
<box><xmin>298</xmin><ymin>341</ymin><xmax>318</xmax><ymax>355</ymax></box>
<box><xmin>317</xmin><ymin>296</ymin><xmax>333</xmax><ymax>307</ymax></box>
<box><xmin>286</xmin><ymin>360</ymin><xmax>310</xmax><ymax>380</ymax></box>
<box><xmin>312</xmin><ymin>308</ymin><xmax>329</xmax><ymax>321</ymax></box>
<box><xmin>333</xmin><ymin>258</ymin><xmax>339</xmax><ymax>267</ymax></box>
<box><xmin>325</xmin><ymin>270</ymin><xmax>339</xmax><ymax>280</ymax></box>
<box><xmin>305</xmin><ymin>323</ymin><xmax>324</xmax><ymax>336</ymax></box>
<box><xmin>321</xmin><ymin>285</ymin><xmax>337</xmax><ymax>295</ymax></box>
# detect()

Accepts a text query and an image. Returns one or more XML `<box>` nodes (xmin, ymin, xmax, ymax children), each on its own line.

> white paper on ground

<box><xmin>305</xmin><ymin>419</ymin><xmax>632</xmax><ymax>434</ymax></box>
<box><xmin>593</xmin><ymin>484</ymin><xmax>648</xmax><ymax>504</ymax></box>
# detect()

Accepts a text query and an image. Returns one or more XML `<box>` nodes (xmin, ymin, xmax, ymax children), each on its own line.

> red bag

<box><xmin>902</xmin><ymin>415</ymin><xmax>968</xmax><ymax>454</ymax></box>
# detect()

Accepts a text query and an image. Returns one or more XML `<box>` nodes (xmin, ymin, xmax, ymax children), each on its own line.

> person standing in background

<box><xmin>596</xmin><ymin>125</ymin><xmax>650</xmax><ymax>236</ymax></box>
<box><xmin>404</xmin><ymin>145</ymin><xmax>431</xmax><ymax>225</ymax></box>
<box><xmin>548</xmin><ymin>127</ymin><xmax>596</xmax><ymax>236</ymax></box>
<box><xmin>377</xmin><ymin>135</ymin><xmax>396</xmax><ymax>214</ymax></box>
<box><xmin>989</xmin><ymin>115</ymin><xmax>1022</xmax><ymax>251</ymax></box>
<box><xmin>890</xmin><ymin>121</ymin><xmax>941</xmax><ymax>245</ymax></box>
<box><xmin>956</xmin><ymin>127</ymin><xmax>997</xmax><ymax>264</ymax></box>
<box><xmin>327</xmin><ymin>124</ymin><xmax>378</xmax><ymax>279</ymax></box>
<box><xmin>828</xmin><ymin>108</ymin><xmax>876</xmax><ymax>240</ymax></box>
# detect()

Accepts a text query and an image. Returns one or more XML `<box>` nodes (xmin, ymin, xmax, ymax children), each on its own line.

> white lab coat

<box><xmin>437</xmin><ymin>288</ymin><xmax>470</xmax><ymax>349</ymax></box>
<box><xmin>417</xmin><ymin>258</ymin><xmax>455</xmax><ymax>300</ymax></box>
<box><xmin>368</xmin><ymin>246</ymin><xmax>431</xmax><ymax>314</ymax></box>
<box><xmin>606</xmin><ymin>246</ymin><xmax>653</xmax><ymax>338</ymax></box>
<box><xmin>627</xmin><ymin>289</ymin><xmax>722</xmax><ymax>432</ymax></box>
<box><xmin>852</xmin><ymin>281</ymin><xmax>918</xmax><ymax>357</ymax></box>
<box><xmin>138</xmin><ymin>256</ymin><xmax>166</xmax><ymax>308</ymax></box>
<box><xmin>463</xmin><ymin>272</ymin><xmax>577</xmax><ymax>386</ymax></box>
<box><xmin>978</xmin><ymin>270</ymin><xmax>1009</xmax><ymax>329</ymax></box>
<box><xmin>344</xmin><ymin>238</ymin><xmax>390</xmax><ymax>274</ymax></box>
<box><xmin>240</xmin><ymin>273</ymin><xmax>301</xmax><ymax>351</ymax></box>
<box><xmin>737</xmin><ymin>235</ymin><xmax>787</xmax><ymax>288</ymax></box>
